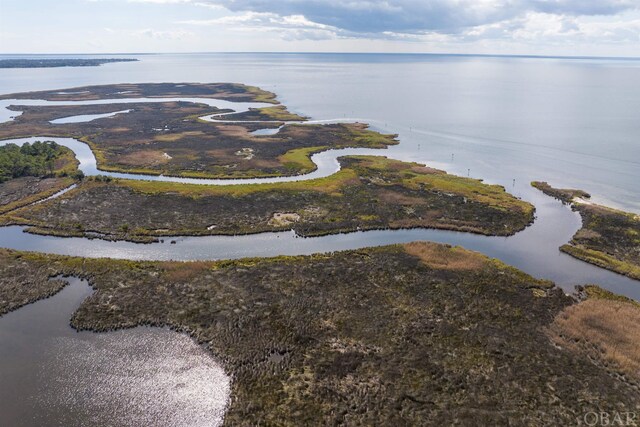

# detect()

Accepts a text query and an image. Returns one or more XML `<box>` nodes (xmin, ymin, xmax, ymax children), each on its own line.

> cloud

<box><xmin>180</xmin><ymin>11</ymin><xmax>345</xmax><ymax>40</ymax></box>
<box><xmin>132</xmin><ymin>28</ymin><xmax>196</xmax><ymax>39</ymax></box>
<box><xmin>528</xmin><ymin>0</ymin><xmax>637</xmax><ymax>16</ymax></box>
<box><xmin>177</xmin><ymin>1</ymin><xmax>640</xmax><ymax>47</ymax></box>
<box><xmin>193</xmin><ymin>0</ymin><xmax>640</xmax><ymax>35</ymax></box>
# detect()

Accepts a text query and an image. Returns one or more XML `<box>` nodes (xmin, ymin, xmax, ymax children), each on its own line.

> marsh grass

<box><xmin>549</xmin><ymin>296</ymin><xmax>640</xmax><ymax>380</ymax></box>
<box><xmin>1</xmin><ymin>245</ymin><xmax>638</xmax><ymax>425</ymax></box>
<box><xmin>404</xmin><ymin>241</ymin><xmax>488</xmax><ymax>271</ymax></box>
<box><xmin>8</xmin><ymin>155</ymin><xmax>535</xmax><ymax>240</ymax></box>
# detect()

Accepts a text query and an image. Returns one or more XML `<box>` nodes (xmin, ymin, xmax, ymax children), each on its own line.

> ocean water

<box><xmin>2</xmin><ymin>53</ymin><xmax>639</xmax><ymax>213</ymax></box>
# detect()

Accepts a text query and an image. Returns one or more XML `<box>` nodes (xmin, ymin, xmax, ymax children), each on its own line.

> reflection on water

<box><xmin>0</xmin><ymin>97</ymin><xmax>270</xmax><ymax>124</ymax></box>
<box><xmin>49</xmin><ymin>109</ymin><xmax>132</xmax><ymax>124</ymax></box>
<box><xmin>0</xmin><ymin>277</ymin><xmax>229</xmax><ymax>427</ymax></box>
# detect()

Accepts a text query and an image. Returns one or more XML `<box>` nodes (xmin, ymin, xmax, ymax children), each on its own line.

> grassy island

<box><xmin>532</xmin><ymin>181</ymin><xmax>640</xmax><ymax>279</ymax></box>
<box><xmin>3</xmin><ymin>156</ymin><xmax>534</xmax><ymax>241</ymax></box>
<box><xmin>0</xmin><ymin>83</ymin><xmax>401</xmax><ymax>179</ymax></box>
<box><xmin>1</xmin><ymin>243</ymin><xmax>639</xmax><ymax>425</ymax></box>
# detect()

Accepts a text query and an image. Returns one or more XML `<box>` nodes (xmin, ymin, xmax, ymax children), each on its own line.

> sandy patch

<box><xmin>235</xmin><ymin>148</ymin><xmax>254</xmax><ymax>160</ymax></box>
<box><xmin>268</xmin><ymin>212</ymin><xmax>300</xmax><ymax>227</ymax></box>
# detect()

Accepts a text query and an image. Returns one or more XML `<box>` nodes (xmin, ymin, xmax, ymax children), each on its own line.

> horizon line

<box><xmin>1</xmin><ymin>51</ymin><xmax>640</xmax><ymax>61</ymax></box>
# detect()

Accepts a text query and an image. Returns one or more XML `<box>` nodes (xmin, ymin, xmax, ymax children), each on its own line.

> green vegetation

<box><xmin>560</xmin><ymin>244</ymin><xmax>640</xmax><ymax>280</ymax></box>
<box><xmin>278</xmin><ymin>146</ymin><xmax>328</xmax><ymax>172</ymax></box>
<box><xmin>255</xmin><ymin>106</ymin><xmax>307</xmax><ymax>121</ymax></box>
<box><xmin>581</xmin><ymin>284</ymin><xmax>640</xmax><ymax>307</ymax></box>
<box><xmin>243</xmin><ymin>84</ymin><xmax>279</xmax><ymax>104</ymax></box>
<box><xmin>235</xmin><ymin>105</ymin><xmax>308</xmax><ymax>121</ymax></box>
<box><xmin>8</xmin><ymin>156</ymin><xmax>534</xmax><ymax>241</ymax></box>
<box><xmin>1</xmin><ymin>244</ymin><xmax>639</xmax><ymax>425</ymax></box>
<box><xmin>532</xmin><ymin>181</ymin><xmax>640</xmax><ymax>279</ymax></box>
<box><xmin>0</xmin><ymin>141</ymin><xmax>78</xmax><ymax>182</ymax></box>
<box><xmin>0</xmin><ymin>140</ymin><xmax>80</xmax><ymax>215</ymax></box>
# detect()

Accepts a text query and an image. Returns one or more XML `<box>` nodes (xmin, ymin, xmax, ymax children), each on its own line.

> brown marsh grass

<box><xmin>549</xmin><ymin>298</ymin><xmax>640</xmax><ymax>380</ymax></box>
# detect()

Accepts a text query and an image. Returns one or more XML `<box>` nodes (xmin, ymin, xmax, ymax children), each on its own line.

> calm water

<box><xmin>0</xmin><ymin>277</ymin><xmax>229</xmax><ymax>427</ymax></box>
<box><xmin>1</xmin><ymin>53</ymin><xmax>640</xmax><ymax>425</ymax></box>
<box><xmin>2</xmin><ymin>53</ymin><xmax>639</xmax><ymax>212</ymax></box>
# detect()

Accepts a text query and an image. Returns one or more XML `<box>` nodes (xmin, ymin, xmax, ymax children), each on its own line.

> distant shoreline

<box><xmin>0</xmin><ymin>58</ymin><xmax>138</xmax><ymax>69</ymax></box>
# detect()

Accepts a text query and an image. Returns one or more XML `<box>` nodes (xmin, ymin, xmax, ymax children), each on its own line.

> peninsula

<box><xmin>0</xmin><ymin>58</ymin><xmax>138</xmax><ymax>68</ymax></box>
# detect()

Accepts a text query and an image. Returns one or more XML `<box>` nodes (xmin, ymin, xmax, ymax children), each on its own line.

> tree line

<box><xmin>0</xmin><ymin>141</ymin><xmax>71</xmax><ymax>183</ymax></box>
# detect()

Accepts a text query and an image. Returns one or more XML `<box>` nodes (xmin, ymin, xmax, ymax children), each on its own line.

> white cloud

<box><xmin>79</xmin><ymin>0</ymin><xmax>640</xmax><ymax>52</ymax></box>
<box><xmin>180</xmin><ymin>12</ymin><xmax>345</xmax><ymax>40</ymax></box>
<box><xmin>460</xmin><ymin>11</ymin><xmax>640</xmax><ymax>45</ymax></box>
<box><xmin>133</xmin><ymin>28</ymin><xmax>196</xmax><ymax>39</ymax></box>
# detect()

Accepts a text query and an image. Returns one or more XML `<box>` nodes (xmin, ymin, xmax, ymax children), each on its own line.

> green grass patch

<box><xmin>278</xmin><ymin>146</ymin><xmax>327</xmax><ymax>172</ymax></box>
<box><xmin>254</xmin><ymin>106</ymin><xmax>307</xmax><ymax>121</ymax></box>
<box><xmin>560</xmin><ymin>244</ymin><xmax>640</xmax><ymax>280</ymax></box>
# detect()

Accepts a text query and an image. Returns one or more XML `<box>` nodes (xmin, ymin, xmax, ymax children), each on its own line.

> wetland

<box><xmin>1</xmin><ymin>69</ymin><xmax>639</xmax><ymax>426</ymax></box>
<box><xmin>1</xmin><ymin>244</ymin><xmax>639</xmax><ymax>425</ymax></box>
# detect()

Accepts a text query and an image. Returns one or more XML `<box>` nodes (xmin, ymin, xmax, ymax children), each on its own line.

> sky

<box><xmin>1</xmin><ymin>0</ymin><xmax>639</xmax><ymax>56</ymax></box>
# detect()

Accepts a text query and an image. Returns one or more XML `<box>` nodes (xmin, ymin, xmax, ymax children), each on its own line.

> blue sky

<box><xmin>1</xmin><ymin>0</ymin><xmax>639</xmax><ymax>56</ymax></box>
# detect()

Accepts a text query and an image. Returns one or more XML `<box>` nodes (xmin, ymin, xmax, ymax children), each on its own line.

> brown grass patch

<box><xmin>154</xmin><ymin>131</ymin><xmax>205</xmax><ymax>142</ymax></box>
<box><xmin>161</xmin><ymin>261</ymin><xmax>211</xmax><ymax>282</ymax></box>
<box><xmin>268</xmin><ymin>212</ymin><xmax>300</xmax><ymax>226</ymax></box>
<box><xmin>118</xmin><ymin>150</ymin><xmax>170</xmax><ymax>166</ymax></box>
<box><xmin>204</xmin><ymin>148</ymin><xmax>237</xmax><ymax>163</ymax></box>
<box><xmin>281</xmin><ymin>125</ymin><xmax>311</xmax><ymax>138</ymax></box>
<box><xmin>215</xmin><ymin>124</ymin><xmax>254</xmax><ymax>139</ymax></box>
<box><xmin>404</xmin><ymin>241</ymin><xmax>488</xmax><ymax>271</ymax></box>
<box><xmin>548</xmin><ymin>298</ymin><xmax>640</xmax><ymax>380</ymax></box>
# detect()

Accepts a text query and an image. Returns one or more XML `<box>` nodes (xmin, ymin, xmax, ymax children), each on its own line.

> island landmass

<box><xmin>0</xmin><ymin>58</ymin><xmax>138</xmax><ymax>69</ymax></box>
<box><xmin>2</xmin><ymin>155</ymin><xmax>534</xmax><ymax>241</ymax></box>
<box><xmin>0</xmin><ymin>83</ymin><xmax>400</xmax><ymax>179</ymax></box>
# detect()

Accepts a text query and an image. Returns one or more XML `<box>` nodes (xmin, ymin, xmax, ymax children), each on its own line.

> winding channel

<box><xmin>1</xmin><ymin>97</ymin><xmax>639</xmax><ymax>300</ymax></box>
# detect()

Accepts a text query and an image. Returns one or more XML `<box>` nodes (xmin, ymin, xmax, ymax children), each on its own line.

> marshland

<box><xmin>1</xmin><ymin>54</ymin><xmax>640</xmax><ymax>426</ymax></box>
